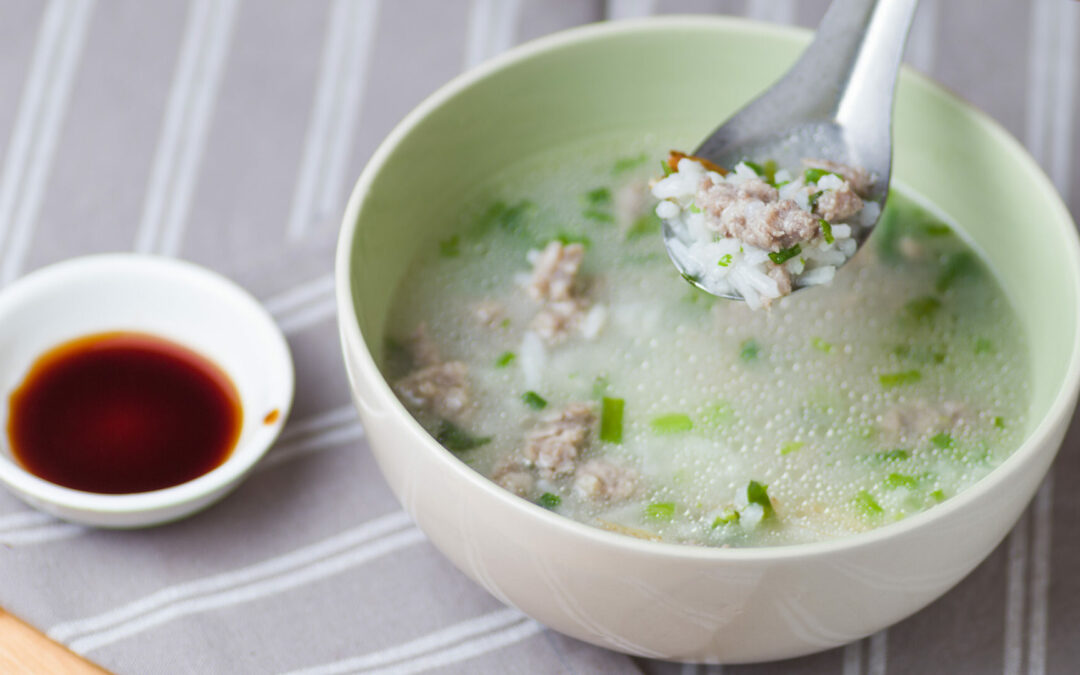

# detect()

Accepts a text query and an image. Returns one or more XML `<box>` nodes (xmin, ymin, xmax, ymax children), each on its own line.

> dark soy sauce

<box><xmin>7</xmin><ymin>332</ymin><xmax>242</xmax><ymax>494</ymax></box>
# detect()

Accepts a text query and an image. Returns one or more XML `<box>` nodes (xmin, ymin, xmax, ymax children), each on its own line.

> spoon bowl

<box><xmin>664</xmin><ymin>0</ymin><xmax>919</xmax><ymax>298</ymax></box>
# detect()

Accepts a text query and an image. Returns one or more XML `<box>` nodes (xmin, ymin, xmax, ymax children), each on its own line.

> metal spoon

<box><xmin>663</xmin><ymin>0</ymin><xmax>920</xmax><ymax>299</ymax></box>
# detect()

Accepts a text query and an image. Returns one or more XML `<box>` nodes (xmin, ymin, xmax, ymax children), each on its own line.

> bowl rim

<box><xmin>0</xmin><ymin>253</ymin><xmax>296</xmax><ymax>517</ymax></box>
<box><xmin>336</xmin><ymin>15</ymin><xmax>1080</xmax><ymax>561</ymax></box>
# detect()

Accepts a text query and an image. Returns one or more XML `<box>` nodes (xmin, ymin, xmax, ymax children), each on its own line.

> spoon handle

<box><xmin>696</xmin><ymin>0</ymin><xmax>919</xmax><ymax>168</ymax></box>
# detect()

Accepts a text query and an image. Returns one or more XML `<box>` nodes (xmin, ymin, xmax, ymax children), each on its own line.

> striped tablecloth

<box><xmin>1</xmin><ymin>1</ymin><xmax>1078</xmax><ymax>673</ymax></box>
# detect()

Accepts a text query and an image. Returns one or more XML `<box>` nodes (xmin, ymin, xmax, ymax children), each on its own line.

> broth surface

<box><xmin>382</xmin><ymin>138</ymin><xmax>1031</xmax><ymax>547</ymax></box>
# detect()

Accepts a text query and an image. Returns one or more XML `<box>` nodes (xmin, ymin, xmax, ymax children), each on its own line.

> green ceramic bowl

<box><xmin>337</xmin><ymin>17</ymin><xmax>1080</xmax><ymax>663</ymax></box>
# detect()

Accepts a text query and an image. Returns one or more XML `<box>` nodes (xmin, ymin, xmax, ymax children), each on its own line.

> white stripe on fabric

<box><xmin>1024</xmin><ymin>0</ymin><xmax>1054</xmax><ymax>167</ymax></box>
<box><xmin>284</xmin><ymin>608</ymin><xmax>527</xmax><ymax>675</ymax></box>
<box><xmin>362</xmin><ymin>620</ymin><xmax>543</xmax><ymax>675</ymax></box>
<box><xmin>0</xmin><ymin>510</ymin><xmax>57</xmax><ymax>532</ymax></box>
<box><xmin>904</xmin><ymin>0</ymin><xmax>938</xmax><ymax>74</ymax></box>
<box><xmin>867</xmin><ymin>630</ymin><xmax>887</xmax><ymax>675</ymax></box>
<box><xmin>263</xmin><ymin>273</ymin><xmax>335</xmax><ymax>317</ymax></box>
<box><xmin>0</xmin><ymin>521</ymin><xmax>85</xmax><ymax>546</ymax></box>
<box><xmin>287</xmin><ymin>0</ymin><xmax>379</xmax><ymax>241</ymax></box>
<box><xmin>278</xmin><ymin>405</ymin><xmax>357</xmax><ymax>442</ymax></box>
<box><xmin>1027</xmin><ymin>478</ymin><xmax>1053</xmax><ymax>675</ymax></box>
<box><xmin>745</xmin><ymin>0</ymin><xmax>796</xmax><ymax>26</ymax></box>
<box><xmin>1003</xmin><ymin>510</ymin><xmax>1030</xmax><ymax>675</ymax></box>
<box><xmin>278</xmin><ymin>295</ymin><xmax>339</xmax><ymax>334</ymax></box>
<box><xmin>259</xmin><ymin>421</ymin><xmax>365</xmax><ymax>471</ymax></box>
<box><xmin>463</xmin><ymin>0</ymin><xmax>523</xmax><ymax>69</ymax></box>
<box><xmin>604</xmin><ymin>0</ymin><xmax>655</xmax><ymax>21</ymax></box>
<box><xmin>842</xmin><ymin>639</ymin><xmax>863</xmax><ymax>675</ymax></box>
<box><xmin>1049</xmin><ymin>1</ymin><xmax>1078</xmax><ymax>195</ymax></box>
<box><xmin>68</xmin><ymin>527</ymin><xmax>425</xmax><ymax>654</ymax></box>
<box><xmin>0</xmin><ymin>0</ymin><xmax>95</xmax><ymax>286</ymax></box>
<box><xmin>315</xmin><ymin>0</ymin><xmax>379</xmax><ymax>229</ymax></box>
<box><xmin>134</xmin><ymin>0</ymin><xmax>239</xmax><ymax>257</ymax></box>
<box><xmin>50</xmin><ymin>510</ymin><xmax>413</xmax><ymax>643</ymax></box>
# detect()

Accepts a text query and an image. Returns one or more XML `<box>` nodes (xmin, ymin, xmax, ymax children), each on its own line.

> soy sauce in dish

<box><xmin>6</xmin><ymin>332</ymin><xmax>242</xmax><ymax>494</ymax></box>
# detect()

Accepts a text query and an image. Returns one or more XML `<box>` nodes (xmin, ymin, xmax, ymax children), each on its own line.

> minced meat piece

<box><xmin>394</xmin><ymin>361</ymin><xmax>469</xmax><ymax>420</ymax></box>
<box><xmin>880</xmin><ymin>400</ymin><xmax>970</xmax><ymax>438</ymax></box>
<box><xmin>803</xmin><ymin>158</ymin><xmax>873</xmax><ymax>197</ymax></box>
<box><xmin>530</xmin><ymin>299</ymin><xmax>588</xmax><ymax>343</ymax></box>
<box><xmin>527</xmin><ymin>241</ymin><xmax>585</xmax><ymax>302</ymax></box>
<box><xmin>404</xmin><ymin>323</ymin><xmax>442</xmax><ymax>369</ymax></box>
<box><xmin>523</xmin><ymin>402</ymin><xmax>596</xmax><ymax>479</ymax></box>
<box><xmin>492</xmin><ymin>460</ymin><xmax>535</xmax><ymax>498</ymax></box>
<box><xmin>572</xmin><ymin>459</ymin><xmax>638</xmax><ymax>502</ymax></box>
<box><xmin>815</xmin><ymin>184</ymin><xmax>864</xmax><ymax>223</ymax></box>
<box><xmin>713</xmin><ymin>198</ymin><xmax>821</xmax><ymax>252</ymax></box>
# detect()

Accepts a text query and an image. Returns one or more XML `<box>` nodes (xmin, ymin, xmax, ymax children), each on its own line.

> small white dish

<box><xmin>0</xmin><ymin>254</ymin><xmax>294</xmax><ymax>528</ymax></box>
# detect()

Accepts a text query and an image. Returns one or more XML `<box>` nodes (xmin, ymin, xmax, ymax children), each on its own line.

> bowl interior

<box><xmin>0</xmin><ymin>254</ymin><xmax>294</xmax><ymax>506</ymax></box>
<box><xmin>344</xmin><ymin>18</ymin><xmax>1079</xmax><ymax>516</ymax></box>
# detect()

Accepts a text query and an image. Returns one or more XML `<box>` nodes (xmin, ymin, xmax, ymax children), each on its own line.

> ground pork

<box><xmin>527</xmin><ymin>241</ymin><xmax>585</xmax><ymax>302</ymax></box>
<box><xmin>472</xmin><ymin>299</ymin><xmax>504</xmax><ymax>327</ymax></box>
<box><xmin>711</xmin><ymin>198</ymin><xmax>821</xmax><ymax>252</ymax></box>
<box><xmin>492</xmin><ymin>460</ymin><xmax>535</xmax><ymax>498</ymax></box>
<box><xmin>404</xmin><ymin>323</ymin><xmax>442</xmax><ymax>369</ymax></box>
<box><xmin>572</xmin><ymin>459</ymin><xmax>638</xmax><ymax>502</ymax></box>
<box><xmin>530</xmin><ymin>299</ymin><xmax>588</xmax><ymax>343</ymax></box>
<box><xmin>523</xmin><ymin>402</ymin><xmax>596</xmax><ymax>479</ymax></box>
<box><xmin>802</xmin><ymin>158</ymin><xmax>873</xmax><ymax>197</ymax></box>
<box><xmin>814</xmin><ymin>184</ymin><xmax>864</xmax><ymax>222</ymax></box>
<box><xmin>393</xmin><ymin>361</ymin><xmax>470</xmax><ymax>420</ymax></box>
<box><xmin>880</xmin><ymin>400</ymin><xmax>970</xmax><ymax>438</ymax></box>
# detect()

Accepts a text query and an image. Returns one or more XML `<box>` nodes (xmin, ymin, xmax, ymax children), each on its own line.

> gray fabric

<box><xmin>0</xmin><ymin>1</ymin><xmax>1078</xmax><ymax>673</ymax></box>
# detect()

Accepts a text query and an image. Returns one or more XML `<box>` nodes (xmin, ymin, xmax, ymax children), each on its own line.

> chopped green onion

<box><xmin>974</xmin><ymin>338</ymin><xmax>993</xmax><ymax>354</ymax></box>
<box><xmin>921</xmin><ymin>222</ymin><xmax>953</xmax><ymax>237</ymax></box>
<box><xmin>875</xmin><ymin>449</ymin><xmax>911</xmax><ymax>462</ymax></box>
<box><xmin>930</xmin><ymin>489</ymin><xmax>947</xmax><ymax>502</ymax></box>
<box><xmin>740</xmin><ymin>338</ymin><xmax>762</xmax><ymax>362</ymax></box>
<box><xmin>936</xmin><ymin>251</ymin><xmax>977</xmax><ymax>292</ymax></box>
<box><xmin>538</xmin><ymin>492</ymin><xmax>561</xmax><ymax>509</ymax></box>
<box><xmin>780</xmin><ymin>441</ymin><xmax>805</xmax><ymax>455</ymax></box>
<box><xmin>742</xmin><ymin>160</ymin><xmax>765</xmax><ymax>176</ymax></box>
<box><xmin>804</xmin><ymin>168</ymin><xmax>841</xmax><ymax>183</ymax></box>
<box><xmin>930</xmin><ymin>432</ymin><xmax>954</xmax><ymax>449</ymax></box>
<box><xmin>717</xmin><ymin>253</ymin><xmax>733</xmax><ymax>267</ymax></box>
<box><xmin>905</xmin><ymin>296</ymin><xmax>941</xmax><ymax>320</ymax></box>
<box><xmin>994</xmin><ymin>416</ymin><xmax>1006</xmax><ymax>430</ymax></box>
<box><xmin>712</xmin><ymin>508</ymin><xmax>740</xmax><ymax>527</ymax></box>
<box><xmin>689</xmin><ymin>204</ymin><xmax>702</xmax><ymax>214</ymax></box>
<box><xmin>600</xmin><ymin>397</ymin><xmax>624</xmax><ymax>443</ymax></box>
<box><xmin>584</xmin><ymin>187</ymin><xmax>612</xmax><ymax>206</ymax></box>
<box><xmin>645</xmin><ymin>502</ymin><xmax>676</xmax><ymax>521</ymax></box>
<box><xmin>885</xmin><ymin>473</ymin><xmax>919</xmax><ymax>489</ymax></box>
<box><xmin>660</xmin><ymin>160</ymin><xmax>675</xmax><ymax>177</ymax></box>
<box><xmin>650</xmin><ymin>413</ymin><xmax>693</xmax><ymax>433</ymax></box>
<box><xmin>768</xmin><ymin>244</ymin><xmax>802</xmax><ymax>265</ymax></box>
<box><xmin>475</xmin><ymin>200</ymin><xmax>534</xmax><ymax>234</ymax></box>
<box><xmin>612</xmin><ymin>153</ymin><xmax>648</xmax><ymax>175</ymax></box>
<box><xmin>808</xmin><ymin>190</ymin><xmax>824</xmax><ymax>208</ymax></box>
<box><xmin>521</xmin><ymin>391</ymin><xmax>548</xmax><ymax>410</ymax></box>
<box><xmin>495</xmin><ymin>351</ymin><xmax>516</xmax><ymax>368</ymax></box>
<box><xmin>555</xmin><ymin>232</ymin><xmax>592</xmax><ymax>247</ymax></box>
<box><xmin>499</xmin><ymin>318</ymin><xmax>511</xmax><ymax>329</ymax></box>
<box><xmin>438</xmin><ymin>235</ymin><xmax>461</xmax><ymax>258</ymax></box>
<box><xmin>853</xmin><ymin>490</ymin><xmax>884</xmax><ymax>517</ymax></box>
<box><xmin>763</xmin><ymin>159</ymin><xmax>778</xmax><ymax>185</ymax></box>
<box><xmin>582</xmin><ymin>208</ymin><xmax>614</xmax><ymax>223</ymax></box>
<box><xmin>879</xmin><ymin>369</ymin><xmax>922</xmax><ymax>388</ymax></box>
<box><xmin>820</xmin><ymin>219</ymin><xmax>835</xmax><ymax>244</ymax></box>
<box><xmin>811</xmin><ymin>337</ymin><xmax>833</xmax><ymax>353</ymax></box>
<box><xmin>747</xmin><ymin>481</ymin><xmax>774</xmax><ymax>519</ymax></box>
<box><xmin>626</xmin><ymin>212</ymin><xmax>661</xmax><ymax>240</ymax></box>
<box><xmin>435</xmin><ymin>421</ymin><xmax>491</xmax><ymax>452</ymax></box>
